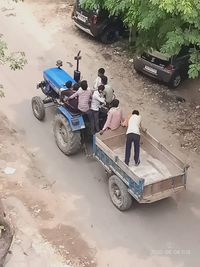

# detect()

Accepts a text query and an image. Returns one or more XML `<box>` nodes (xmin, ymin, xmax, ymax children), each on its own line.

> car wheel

<box><xmin>100</xmin><ymin>27</ymin><xmax>119</xmax><ymax>44</ymax></box>
<box><xmin>134</xmin><ymin>65</ymin><xmax>141</xmax><ymax>75</ymax></box>
<box><xmin>169</xmin><ymin>73</ymin><xmax>182</xmax><ymax>89</ymax></box>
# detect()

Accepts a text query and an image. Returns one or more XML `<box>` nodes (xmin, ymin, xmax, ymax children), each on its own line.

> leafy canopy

<box><xmin>0</xmin><ymin>35</ymin><xmax>27</xmax><ymax>71</ymax></box>
<box><xmin>0</xmin><ymin>0</ymin><xmax>26</xmax><ymax>97</ymax></box>
<box><xmin>0</xmin><ymin>0</ymin><xmax>26</xmax><ymax>71</ymax></box>
<box><xmin>84</xmin><ymin>0</ymin><xmax>200</xmax><ymax>78</ymax></box>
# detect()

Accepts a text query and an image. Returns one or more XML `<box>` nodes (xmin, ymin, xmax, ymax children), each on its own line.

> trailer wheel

<box><xmin>109</xmin><ymin>175</ymin><xmax>132</xmax><ymax>211</ymax></box>
<box><xmin>54</xmin><ymin>113</ymin><xmax>81</xmax><ymax>156</ymax></box>
<box><xmin>32</xmin><ymin>96</ymin><xmax>45</xmax><ymax>121</ymax></box>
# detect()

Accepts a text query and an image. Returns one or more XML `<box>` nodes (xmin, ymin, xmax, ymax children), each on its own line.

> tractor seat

<box><xmin>64</xmin><ymin>103</ymin><xmax>81</xmax><ymax>116</ymax></box>
<box><xmin>69</xmin><ymin>110</ymin><xmax>82</xmax><ymax>116</ymax></box>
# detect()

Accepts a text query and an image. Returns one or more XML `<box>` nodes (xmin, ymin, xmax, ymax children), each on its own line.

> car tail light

<box><xmin>92</xmin><ymin>15</ymin><xmax>98</xmax><ymax>24</ymax></box>
<box><xmin>165</xmin><ymin>64</ymin><xmax>174</xmax><ymax>72</ymax></box>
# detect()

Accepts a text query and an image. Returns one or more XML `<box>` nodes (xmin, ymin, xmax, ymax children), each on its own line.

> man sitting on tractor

<box><xmin>61</xmin><ymin>81</ymin><xmax>80</xmax><ymax>113</ymax></box>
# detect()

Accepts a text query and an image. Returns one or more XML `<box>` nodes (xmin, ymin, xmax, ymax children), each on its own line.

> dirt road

<box><xmin>0</xmin><ymin>0</ymin><xmax>200</xmax><ymax>266</ymax></box>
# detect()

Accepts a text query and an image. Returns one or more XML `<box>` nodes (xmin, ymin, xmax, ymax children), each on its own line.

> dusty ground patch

<box><xmin>0</xmin><ymin>113</ymin><xmax>96</xmax><ymax>267</ymax></box>
<box><xmin>41</xmin><ymin>224</ymin><xmax>96</xmax><ymax>267</ymax></box>
<box><xmin>0</xmin><ymin>201</ymin><xmax>13</xmax><ymax>267</ymax></box>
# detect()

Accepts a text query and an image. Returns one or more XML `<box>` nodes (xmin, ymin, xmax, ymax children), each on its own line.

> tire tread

<box><xmin>54</xmin><ymin>113</ymin><xmax>81</xmax><ymax>155</ymax></box>
<box><xmin>32</xmin><ymin>96</ymin><xmax>45</xmax><ymax>121</ymax></box>
<box><xmin>109</xmin><ymin>175</ymin><xmax>132</xmax><ymax>211</ymax></box>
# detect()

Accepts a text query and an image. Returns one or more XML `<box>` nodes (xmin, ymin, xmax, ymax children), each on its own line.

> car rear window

<box><xmin>141</xmin><ymin>51</ymin><xmax>171</xmax><ymax>67</ymax></box>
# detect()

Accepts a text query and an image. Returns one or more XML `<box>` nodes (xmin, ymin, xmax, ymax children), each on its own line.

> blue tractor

<box><xmin>32</xmin><ymin>53</ymin><xmax>86</xmax><ymax>155</ymax></box>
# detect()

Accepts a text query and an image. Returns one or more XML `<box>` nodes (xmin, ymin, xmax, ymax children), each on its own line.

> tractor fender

<box><xmin>57</xmin><ymin>106</ymin><xmax>85</xmax><ymax>131</ymax></box>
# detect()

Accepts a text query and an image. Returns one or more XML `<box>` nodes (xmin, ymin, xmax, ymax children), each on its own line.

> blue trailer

<box><xmin>93</xmin><ymin>127</ymin><xmax>188</xmax><ymax>210</ymax></box>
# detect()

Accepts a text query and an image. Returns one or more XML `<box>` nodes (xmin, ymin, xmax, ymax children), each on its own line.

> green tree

<box><xmin>84</xmin><ymin>0</ymin><xmax>200</xmax><ymax>78</ymax></box>
<box><xmin>0</xmin><ymin>36</ymin><xmax>27</xmax><ymax>71</ymax></box>
<box><xmin>0</xmin><ymin>0</ymin><xmax>26</xmax><ymax>97</ymax></box>
<box><xmin>0</xmin><ymin>34</ymin><xmax>27</xmax><ymax>97</ymax></box>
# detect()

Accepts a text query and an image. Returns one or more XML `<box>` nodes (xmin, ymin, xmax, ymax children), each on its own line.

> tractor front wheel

<box><xmin>32</xmin><ymin>96</ymin><xmax>45</xmax><ymax>121</ymax></box>
<box><xmin>53</xmin><ymin>113</ymin><xmax>81</xmax><ymax>156</ymax></box>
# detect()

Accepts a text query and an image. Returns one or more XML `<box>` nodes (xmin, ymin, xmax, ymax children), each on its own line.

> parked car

<box><xmin>134</xmin><ymin>47</ymin><xmax>191</xmax><ymax>88</ymax></box>
<box><xmin>72</xmin><ymin>0</ymin><xmax>126</xmax><ymax>44</ymax></box>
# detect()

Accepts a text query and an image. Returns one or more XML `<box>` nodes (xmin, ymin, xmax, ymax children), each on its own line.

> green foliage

<box><xmin>0</xmin><ymin>36</ymin><xmax>27</xmax><ymax>97</ymax></box>
<box><xmin>84</xmin><ymin>0</ymin><xmax>200</xmax><ymax>78</ymax></box>
<box><xmin>0</xmin><ymin>0</ymin><xmax>27</xmax><ymax>97</ymax></box>
<box><xmin>0</xmin><ymin>37</ymin><xmax>27</xmax><ymax>70</ymax></box>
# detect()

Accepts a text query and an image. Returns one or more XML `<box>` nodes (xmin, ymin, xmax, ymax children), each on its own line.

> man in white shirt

<box><xmin>89</xmin><ymin>85</ymin><xmax>105</xmax><ymax>134</ymax></box>
<box><xmin>101</xmin><ymin>75</ymin><xmax>114</xmax><ymax>105</ymax></box>
<box><xmin>125</xmin><ymin>110</ymin><xmax>142</xmax><ymax>166</ymax></box>
<box><xmin>93</xmin><ymin>68</ymin><xmax>105</xmax><ymax>91</ymax></box>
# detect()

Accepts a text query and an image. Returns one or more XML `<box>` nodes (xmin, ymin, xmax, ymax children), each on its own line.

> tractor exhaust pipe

<box><xmin>74</xmin><ymin>50</ymin><xmax>81</xmax><ymax>82</ymax></box>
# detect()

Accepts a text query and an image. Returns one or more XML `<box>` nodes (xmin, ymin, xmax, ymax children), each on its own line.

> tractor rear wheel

<box><xmin>54</xmin><ymin>113</ymin><xmax>81</xmax><ymax>155</ymax></box>
<box><xmin>32</xmin><ymin>96</ymin><xmax>45</xmax><ymax>121</ymax></box>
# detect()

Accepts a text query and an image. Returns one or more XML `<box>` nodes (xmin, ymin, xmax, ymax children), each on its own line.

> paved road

<box><xmin>0</xmin><ymin>1</ymin><xmax>199</xmax><ymax>266</ymax></box>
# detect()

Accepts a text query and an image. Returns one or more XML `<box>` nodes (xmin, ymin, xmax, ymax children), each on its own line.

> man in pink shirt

<box><xmin>100</xmin><ymin>99</ymin><xmax>122</xmax><ymax>134</ymax></box>
<box><xmin>68</xmin><ymin>80</ymin><xmax>91</xmax><ymax>113</ymax></box>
